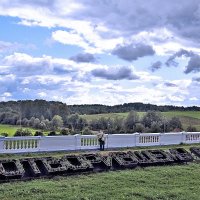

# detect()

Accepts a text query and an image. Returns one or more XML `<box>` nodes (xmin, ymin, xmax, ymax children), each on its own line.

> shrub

<box><xmin>135</xmin><ymin>123</ymin><xmax>145</xmax><ymax>133</ymax></box>
<box><xmin>48</xmin><ymin>131</ymin><xmax>56</xmax><ymax>136</ymax></box>
<box><xmin>14</xmin><ymin>128</ymin><xmax>32</xmax><ymax>137</ymax></box>
<box><xmin>0</xmin><ymin>132</ymin><xmax>8</xmax><ymax>137</ymax></box>
<box><xmin>34</xmin><ymin>131</ymin><xmax>44</xmax><ymax>136</ymax></box>
<box><xmin>82</xmin><ymin>127</ymin><xmax>93</xmax><ymax>135</ymax></box>
<box><xmin>60</xmin><ymin>128</ymin><xmax>70</xmax><ymax>135</ymax></box>
<box><xmin>186</xmin><ymin>125</ymin><xmax>197</xmax><ymax>132</ymax></box>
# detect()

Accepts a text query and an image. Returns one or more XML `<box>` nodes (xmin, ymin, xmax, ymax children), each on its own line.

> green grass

<box><xmin>0</xmin><ymin>124</ymin><xmax>37</xmax><ymax>137</ymax></box>
<box><xmin>0</xmin><ymin>157</ymin><xmax>200</xmax><ymax>199</ymax></box>
<box><xmin>0</xmin><ymin>144</ymin><xmax>200</xmax><ymax>199</ymax></box>
<box><xmin>81</xmin><ymin>111</ymin><xmax>200</xmax><ymax>121</ymax></box>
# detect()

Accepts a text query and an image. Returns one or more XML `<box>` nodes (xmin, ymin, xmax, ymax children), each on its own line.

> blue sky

<box><xmin>0</xmin><ymin>0</ymin><xmax>200</xmax><ymax>106</ymax></box>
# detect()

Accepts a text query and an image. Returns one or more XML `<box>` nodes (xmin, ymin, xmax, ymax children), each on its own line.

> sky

<box><xmin>0</xmin><ymin>0</ymin><xmax>200</xmax><ymax>106</ymax></box>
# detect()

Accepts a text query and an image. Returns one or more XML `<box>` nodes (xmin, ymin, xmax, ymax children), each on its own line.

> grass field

<box><xmin>0</xmin><ymin>124</ymin><xmax>37</xmax><ymax>137</ymax></box>
<box><xmin>0</xmin><ymin>164</ymin><xmax>199</xmax><ymax>200</ymax></box>
<box><xmin>0</xmin><ymin>144</ymin><xmax>200</xmax><ymax>200</ymax></box>
<box><xmin>81</xmin><ymin>111</ymin><xmax>200</xmax><ymax>121</ymax></box>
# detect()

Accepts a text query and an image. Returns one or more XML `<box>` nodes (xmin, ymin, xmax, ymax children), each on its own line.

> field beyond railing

<box><xmin>0</xmin><ymin>132</ymin><xmax>200</xmax><ymax>154</ymax></box>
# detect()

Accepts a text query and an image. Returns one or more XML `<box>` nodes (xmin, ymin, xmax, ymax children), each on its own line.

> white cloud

<box><xmin>38</xmin><ymin>92</ymin><xmax>47</xmax><ymax>98</ymax></box>
<box><xmin>1</xmin><ymin>0</ymin><xmax>200</xmax><ymax>55</ymax></box>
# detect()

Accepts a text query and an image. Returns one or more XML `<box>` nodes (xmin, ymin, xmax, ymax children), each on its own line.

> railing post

<box><xmin>75</xmin><ymin>134</ymin><xmax>81</xmax><ymax>150</ymax></box>
<box><xmin>0</xmin><ymin>137</ymin><xmax>4</xmax><ymax>153</ymax></box>
<box><xmin>135</xmin><ymin>132</ymin><xmax>140</xmax><ymax>147</ymax></box>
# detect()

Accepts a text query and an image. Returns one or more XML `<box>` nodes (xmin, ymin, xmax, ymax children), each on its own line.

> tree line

<box><xmin>0</xmin><ymin>100</ymin><xmax>198</xmax><ymax>136</ymax></box>
<box><xmin>1</xmin><ymin>110</ymin><xmax>197</xmax><ymax>137</ymax></box>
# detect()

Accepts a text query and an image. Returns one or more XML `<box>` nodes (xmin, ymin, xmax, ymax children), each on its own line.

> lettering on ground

<box><xmin>0</xmin><ymin>147</ymin><xmax>199</xmax><ymax>183</ymax></box>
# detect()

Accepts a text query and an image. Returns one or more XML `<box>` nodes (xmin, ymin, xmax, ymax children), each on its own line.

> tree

<box><xmin>29</xmin><ymin>117</ymin><xmax>36</xmax><ymax>127</ymax></box>
<box><xmin>51</xmin><ymin>115</ymin><xmax>63</xmax><ymax>130</ymax></box>
<box><xmin>124</xmin><ymin>111</ymin><xmax>139</xmax><ymax>132</ymax></box>
<box><xmin>142</xmin><ymin>111</ymin><xmax>163</xmax><ymax>128</ymax></box>
<box><xmin>150</xmin><ymin>121</ymin><xmax>162</xmax><ymax>133</ymax></box>
<box><xmin>38</xmin><ymin>122</ymin><xmax>47</xmax><ymax>130</ymax></box>
<box><xmin>22</xmin><ymin>118</ymin><xmax>29</xmax><ymax>126</ymax></box>
<box><xmin>113</xmin><ymin>117</ymin><xmax>123</xmax><ymax>132</ymax></box>
<box><xmin>67</xmin><ymin>113</ymin><xmax>79</xmax><ymax>130</ymax></box>
<box><xmin>135</xmin><ymin>123</ymin><xmax>145</xmax><ymax>133</ymax></box>
<box><xmin>33</xmin><ymin>118</ymin><xmax>40</xmax><ymax>129</ymax></box>
<box><xmin>169</xmin><ymin>117</ymin><xmax>182</xmax><ymax>131</ymax></box>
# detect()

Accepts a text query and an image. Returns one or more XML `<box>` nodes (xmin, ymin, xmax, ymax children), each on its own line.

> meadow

<box><xmin>0</xmin><ymin>143</ymin><xmax>200</xmax><ymax>200</ymax></box>
<box><xmin>0</xmin><ymin>124</ymin><xmax>37</xmax><ymax>137</ymax></box>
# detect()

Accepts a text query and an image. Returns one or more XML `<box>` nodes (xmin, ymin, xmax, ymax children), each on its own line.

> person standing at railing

<box><xmin>97</xmin><ymin>130</ymin><xmax>106</xmax><ymax>151</ymax></box>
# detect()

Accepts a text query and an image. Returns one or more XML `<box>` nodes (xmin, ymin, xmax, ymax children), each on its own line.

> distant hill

<box><xmin>0</xmin><ymin>100</ymin><xmax>70</xmax><ymax>123</ymax></box>
<box><xmin>68</xmin><ymin>102</ymin><xmax>200</xmax><ymax>114</ymax></box>
<box><xmin>0</xmin><ymin>100</ymin><xmax>199</xmax><ymax>122</ymax></box>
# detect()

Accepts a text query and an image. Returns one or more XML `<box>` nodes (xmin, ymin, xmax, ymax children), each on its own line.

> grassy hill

<box><xmin>81</xmin><ymin>111</ymin><xmax>200</xmax><ymax>131</ymax></box>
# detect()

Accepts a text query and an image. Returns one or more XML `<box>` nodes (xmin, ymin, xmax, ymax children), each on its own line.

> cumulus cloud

<box><xmin>1</xmin><ymin>0</ymin><xmax>200</xmax><ymax>54</ymax></box>
<box><xmin>166</xmin><ymin>49</ymin><xmax>194</xmax><ymax>67</ymax></box>
<box><xmin>184</xmin><ymin>55</ymin><xmax>200</xmax><ymax>74</ymax></box>
<box><xmin>0</xmin><ymin>41</ymin><xmax>21</xmax><ymax>53</ymax></box>
<box><xmin>70</xmin><ymin>53</ymin><xmax>96</xmax><ymax>63</ymax></box>
<box><xmin>150</xmin><ymin>61</ymin><xmax>162</xmax><ymax>72</ymax></box>
<box><xmin>91</xmin><ymin>66</ymin><xmax>140</xmax><ymax>80</ymax></box>
<box><xmin>3</xmin><ymin>53</ymin><xmax>78</xmax><ymax>76</ymax></box>
<box><xmin>192</xmin><ymin>77</ymin><xmax>200</xmax><ymax>82</ymax></box>
<box><xmin>112</xmin><ymin>43</ymin><xmax>155</xmax><ymax>61</ymax></box>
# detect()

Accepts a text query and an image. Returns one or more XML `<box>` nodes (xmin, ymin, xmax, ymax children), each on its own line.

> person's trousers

<box><xmin>100</xmin><ymin>141</ymin><xmax>105</xmax><ymax>151</ymax></box>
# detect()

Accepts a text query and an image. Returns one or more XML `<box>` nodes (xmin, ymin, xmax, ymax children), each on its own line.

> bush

<box><xmin>48</xmin><ymin>131</ymin><xmax>56</xmax><ymax>136</ymax></box>
<box><xmin>60</xmin><ymin>128</ymin><xmax>70</xmax><ymax>135</ymax></box>
<box><xmin>34</xmin><ymin>131</ymin><xmax>44</xmax><ymax>136</ymax></box>
<box><xmin>150</xmin><ymin>121</ymin><xmax>162</xmax><ymax>133</ymax></box>
<box><xmin>186</xmin><ymin>125</ymin><xmax>197</xmax><ymax>132</ymax></box>
<box><xmin>14</xmin><ymin>128</ymin><xmax>32</xmax><ymax>137</ymax></box>
<box><xmin>1</xmin><ymin>132</ymin><xmax>8</xmax><ymax>137</ymax></box>
<box><xmin>82</xmin><ymin>127</ymin><xmax>93</xmax><ymax>135</ymax></box>
<box><xmin>135</xmin><ymin>123</ymin><xmax>145</xmax><ymax>133</ymax></box>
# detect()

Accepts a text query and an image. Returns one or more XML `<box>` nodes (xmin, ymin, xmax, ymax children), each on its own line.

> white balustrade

<box><xmin>0</xmin><ymin>132</ymin><xmax>199</xmax><ymax>154</ymax></box>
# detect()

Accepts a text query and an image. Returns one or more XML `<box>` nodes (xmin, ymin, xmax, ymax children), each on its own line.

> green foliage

<box><xmin>135</xmin><ymin>123</ymin><xmax>145</xmax><ymax>133</ymax></box>
<box><xmin>0</xmin><ymin>124</ymin><xmax>36</xmax><ymax>137</ymax></box>
<box><xmin>124</xmin><ymin>111</ymin><xmax>139</xmax><ymax>132</ymax></box>
<box><xmin>169</xmin><ymin>117</ymin><xmax>182</xmax><ymax>131</ymax></box>
<box><xmin>82</xmin><ymin>127</ymin><xmax>93</xmax><ymax>135</ymax></box>
<box><xmin>60</xmin><ymin>128</ymin><xmax>70</xmax><ymax>135</ymax></box>
<box><xmin>34</xmin><ymin>131</ymin><xmax>44</xmax><ymax>136</ymax></box>
<box><xmin>14</xmin><ymin>128</ymin><xmax>33</xmax><ymax>137</ymax></box>
<box><xmin>187</xmin><ymin>125</ymin><xmax>197</xmax><ymax>132</ymax></box>
<box><xmin>0</xmin><ymin>132</ymin><xmax>8</xmax><ymax>137</ymax></box>
<box><xmin>51</xmin><ymin>115</ymin><xmax>63</xmax><ymax>130</ymax></box>
<box><xmin>48</xmin><ymin>131</ymin><xmax>56</xmax><ymax>136</ymax></box>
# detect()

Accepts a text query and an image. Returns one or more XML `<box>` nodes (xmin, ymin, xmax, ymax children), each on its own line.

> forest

<box><xmin>0</xmin><ymin>100</ymin><xmax>198</xmax><ymax>136</ymax></box>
